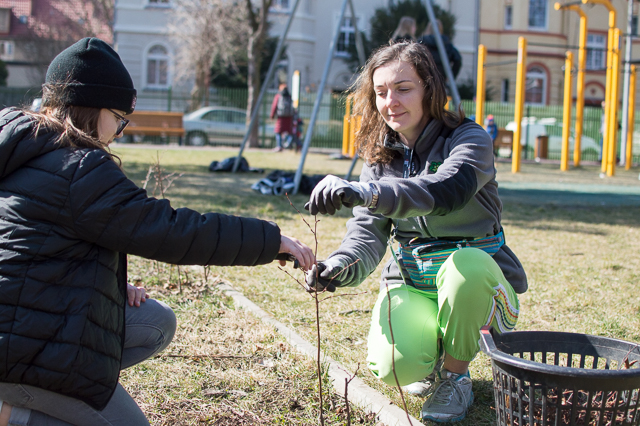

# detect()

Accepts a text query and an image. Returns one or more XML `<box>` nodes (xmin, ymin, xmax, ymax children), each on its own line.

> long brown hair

<box><xmin>351</xmin><ymin>41</ymin><xmax>464</xmax><ymax>165</ymax></box>
<box><xmin>23</xmin><ymin>83</ymin><xmax>116</xmax><ymax>155</ymax></box>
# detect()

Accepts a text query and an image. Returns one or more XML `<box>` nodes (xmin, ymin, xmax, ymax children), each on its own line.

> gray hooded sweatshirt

<box><xmin>327</xmin><ymin>118</ymin><xmax>527</xmax><ymax>294</ymax></box>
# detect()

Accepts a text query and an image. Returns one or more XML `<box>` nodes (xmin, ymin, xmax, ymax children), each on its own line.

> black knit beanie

<box><xmin>45</xmin><ymin>38</ymin><xmax>137</xmax><ymax>114</ymax></box>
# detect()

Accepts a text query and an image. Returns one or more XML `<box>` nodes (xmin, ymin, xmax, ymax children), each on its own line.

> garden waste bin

<box><xmin>535</xmin><ymin>135</ymin><xmax>549</xmax><ymax>159</ymax></box>
<box><xmin>480</xmin><ymin>327</ymin><xmax>640</xmax><ymax>425</ymax></box>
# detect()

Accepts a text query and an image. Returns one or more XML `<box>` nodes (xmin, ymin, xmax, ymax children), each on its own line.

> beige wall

<box><xmin>480</xmin><ymin>0</ymin><xmax>640</xmax><ymax>107</ymax></box>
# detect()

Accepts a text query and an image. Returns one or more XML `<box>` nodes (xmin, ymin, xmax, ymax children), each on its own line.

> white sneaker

<box><xmin>421</xmin><ymin>369</ymin><xmax>474</xmax><ymax>423</ymax></box>
<box><xmin>402</xmin><ymin>355</ymin><xmax>443</xmax><ymax>397</ymax></box>
<box><xmin>402</xmin><ymin>376</ymin><xmax>435</xmax><ymax>397</ymax></box>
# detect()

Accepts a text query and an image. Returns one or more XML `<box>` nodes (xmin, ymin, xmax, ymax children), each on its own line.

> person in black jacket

<box><xmin>0</xmin><ymin>38</ymin><xmax>314</xmax><ymax>426</ymax></box>
<box><xmin>417</xmin><ymin>20</ymin><xmax>462</xmax><ymax>82</ymax></box>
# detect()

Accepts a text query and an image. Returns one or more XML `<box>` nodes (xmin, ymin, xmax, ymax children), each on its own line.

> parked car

<box><xmin>182</xmin><ymin>106</ymin><xmax>274</xmax><ymax>146</ymax></box>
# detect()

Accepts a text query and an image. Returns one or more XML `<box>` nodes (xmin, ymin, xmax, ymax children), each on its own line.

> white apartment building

<box><xmin>113</xmin><ymin>0</ymin><xmax>477</xmax><ymax>110</ymax></box>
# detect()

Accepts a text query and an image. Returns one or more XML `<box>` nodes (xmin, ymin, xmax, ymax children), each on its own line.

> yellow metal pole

<box><xmin>573</xmin><ymin>8</ymin><xmax>587</xmax><ymax>167</ymax></box>
<box><xmin>561</xmin><ymin>51</ymin><xmax>573</xmax><ymax>171</ymax></box>
<box><xmin>351</xmin><ymin>115</ymin><xmax>361</xmax><ymax>158</ymax></box>
<box><xmin>626</xmin><ymin>65</ymin><xmax>636</xmax><ymax>170</ymax></box>
<box><xmin>607</xmin><ymin>28</ymin><xmax>620</xmax><ymax>177</ymax></box>
<box><xmin>475</xmin><ymin>44</ymin><xmax>487</xmax><ymax>127</ymax></box>
<box><xmin>342</xmin><ymin>95</ymin><xmax>352</xmax><ymax>157</ymax></box>
<box><xmin>602</xmin><ymin>28</ymin><xmax>614</xmax><ymax>172</ymax></box>
<box><xmin>583</xmin><ymin>0</ymin><xmax>616</xmax><ymax>173</ymax></box>
<box><xmin>561</xmin><ymin>5</ymin><xmax>587</xmax><ymax>166</ymax></box>
<box><xmin>513</xmin><ymin>37</ymin><xmax>527</xmax><ymax>173</ymax></box>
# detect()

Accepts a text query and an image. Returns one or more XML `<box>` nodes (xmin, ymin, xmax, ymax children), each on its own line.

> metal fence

<box><xmin>1</xmin><ymin>86</ymin><xmax>638</xmax><ymax>164</ymax></box>
<box><xmin>0</xmin><ymin>87</ymin><xmax>43</xmax><ymax>110</ymax></box>
<box><xmin>461</xmin><ymin>100</ymin><xmax>639</xmax><ymax>164</ymax></box>
<box><xmin>0</xmin><ymin>86</ymin><xmax>347</xmax><ymax>150</ymax></box>
<box><xmin>129</xmin><ymin>86</ymin><xmax>347</xmax><ymax>149</ymax></box>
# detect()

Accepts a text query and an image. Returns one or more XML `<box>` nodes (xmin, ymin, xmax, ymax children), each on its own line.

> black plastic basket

<box><xmin>480</xmin><ymin>327</ymin><xmax>640</xmax><ymax>426</ymax></box>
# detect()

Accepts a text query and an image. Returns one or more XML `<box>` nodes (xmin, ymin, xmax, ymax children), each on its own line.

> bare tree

<box><xmin>168</xmin><ymin>0</ymin><xmax>249</xmax><ymax>110</ymax></box>
<box><xmin>244</xmin><ymin>0</ymin><xmax>272</xmax><ymax>147</ymax></box>
<box><xmin>169</xmin><ymin>0</ymin><xmax>277</xmax><ymax>147</ymax></box>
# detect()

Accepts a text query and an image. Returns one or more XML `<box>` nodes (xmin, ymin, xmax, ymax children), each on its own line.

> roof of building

<box><xmin>0</xmin><ymin>0</ymin><xmax>112</xmax><ymax>42</ymax></box>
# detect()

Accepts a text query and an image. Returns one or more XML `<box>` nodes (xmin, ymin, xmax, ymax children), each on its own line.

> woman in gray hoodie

<box><xmin>304</xmin><ymin>41</ymin><xmax>527</xmax><ymax>423</ymax></box>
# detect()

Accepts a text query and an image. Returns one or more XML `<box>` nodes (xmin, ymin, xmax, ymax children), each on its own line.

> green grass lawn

<box><xmin>112</xmin><ymin>144</ymin><xmax>640</xmax><ymax>425</ymax></box>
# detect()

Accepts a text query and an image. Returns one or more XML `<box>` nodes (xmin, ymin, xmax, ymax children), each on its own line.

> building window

<box><xmin>504</xmin><ymin>5</ymin><xmax>513</xmax><ymax>30</ymax></box>
<box><xmin>525</xmin><ymin>66</ymin><xmax>546</xmax><ymax>105</ymax></box>
<box><xmin>336</xmin><ymin>17</ymin><xmax>357</xmax><ymax>57</ymax></box>
<box><xmin>0</xmin><ymin>40</ymin><xmax>13</xmax><ymax>60</ymax></box>
<box><xmin>528</xmin><ymin>0</ymin><xmax>547</xmax><ymax>30</ymax></box>
<box><xmin>633</xmin><ymin>15</ymin><xmax>638</xmax><ymax>36</ymax></box>
<box><xmin>147</xmin><ymin>0</ymin><xmax>170</xmax><ymax>6</ymax></box>
<box><xmin>146</xmin><ymin>45</ymin><xmax>170</xmax><ymax>88</ymax></box>
<box><xmin>0</xmin><ymin>8</ymin><xmax>10</xmax><ymax>33</ymax></box>
<box><xmin>586</xmin><ymin>34</ymin><xmax>606</xmax><ymax>71</ymax></box>
<box><xmin>271</xmin><ymin>0</ymin><xmax>289</xmax><ymax>10</ymax></box>
<box><xmin>272</xmin><ymin>57</ymin><xmax>289</xmax><ymax>89</ymax></box>
<box><xmin>502</xmin><ymin>79</ymin><xmax>510</xmax><ymax>103</ymax></box>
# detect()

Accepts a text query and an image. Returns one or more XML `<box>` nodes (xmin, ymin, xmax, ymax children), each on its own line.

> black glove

<box><xmin>304</xmin><ymin>260</ymin><xmax>348</xmax><ymax>293</ymax></box>
<box><xmin>304</xmin><ymin>175</ymin><xmax>375</xmax><ymax>215</ymax></box>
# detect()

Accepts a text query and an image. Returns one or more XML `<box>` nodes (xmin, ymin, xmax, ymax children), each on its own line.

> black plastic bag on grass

<box><xmin>251</xmin><ymin>170</ymin><xmax>326</xmax><ymax>195</ymax></box>
<box><xmin>209</xmin><ymin>156</ymin><xmax>263</xmax><ymax>173</ymax></box>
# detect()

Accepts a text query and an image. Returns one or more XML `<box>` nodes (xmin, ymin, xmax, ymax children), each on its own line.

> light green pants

<box><xmin>366</xmin><ymin>248</ymin><xmax>519</xmax><ymax>386</ymax></box>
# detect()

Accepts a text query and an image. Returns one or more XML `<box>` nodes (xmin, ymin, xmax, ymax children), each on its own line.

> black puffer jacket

<box><xmin>0</xmin><ymin>108</ymin><xmax>281</xmax><ymax>409</ymax></box>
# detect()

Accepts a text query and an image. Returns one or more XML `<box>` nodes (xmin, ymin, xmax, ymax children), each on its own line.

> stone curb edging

<box><xmin>217</xmin><ymin>282</ymin><xmax>422</xmax><ymax>426</ymax></box>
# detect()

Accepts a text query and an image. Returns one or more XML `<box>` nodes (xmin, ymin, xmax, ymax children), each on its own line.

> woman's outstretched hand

<box><xmin>304</xmin><ymin>175</ymin><xmax>376</xmax><ymax>215</ymax></box>
<box><xmin>279</xmin><ymin>234</ymin><xmax>315</xmax><ymax>270</ymax></box>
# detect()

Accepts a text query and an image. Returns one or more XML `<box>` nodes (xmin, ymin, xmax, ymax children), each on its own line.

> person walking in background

<box><xmin>290</xmin><ymin>109</ymin><xmax>304</xmax><ymax>152</ymax></box>
<box><xmin>304</xmin><ymin>42</ymin><xmax>526</xmax><ymax>423</ymax></box>
<box><xmin>484</xmin><ymin>114</ymin><xmax>498</xmax><ymax>155</ymax></box>
<box><xmin>418</xmin><ymin>19</ymin><xmax>462</xmax><ymax>82</ymax></box>
<box><xmin>0</xmin><ymin>37</ymin><xmax>314</xmax><ymax>426</ymax></box>
<box><xmin>391</xmin><ymin>16</ymin><xmax>417</xmax><ymax>43</ymax></box>
<box><xmin>270</xmin><ymin>83</ymin><xmax>294</xmax><ymax>152</ymax></box>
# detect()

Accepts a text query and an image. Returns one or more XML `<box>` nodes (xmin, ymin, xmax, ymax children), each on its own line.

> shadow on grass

<box><xmin>502</xmin><ymin>200</ymin><xmax>640</xmax><ymax>229</ymax></box>
<box><xmin>500</xmin><ymin>188</ymin><xmax>640</xmax><ymax>208</ymax></box>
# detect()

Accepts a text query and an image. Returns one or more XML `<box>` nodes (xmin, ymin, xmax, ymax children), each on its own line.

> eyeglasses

<box><xmin>108</xmin><ymin>109</ymin><xmax>130</xmax><ymax>135</ymax></box>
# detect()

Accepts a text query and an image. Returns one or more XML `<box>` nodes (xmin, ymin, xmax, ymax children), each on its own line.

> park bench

<box><xmin>123</xmin><ymin>111</ymin><xmax>185</xmax><ymax>144</ymax></box>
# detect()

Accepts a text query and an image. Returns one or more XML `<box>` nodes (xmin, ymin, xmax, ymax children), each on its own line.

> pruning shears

<box><xmin>275</xmin><ymin>253</ymin><xmax>301</xmax><ymax>269</ymax></box>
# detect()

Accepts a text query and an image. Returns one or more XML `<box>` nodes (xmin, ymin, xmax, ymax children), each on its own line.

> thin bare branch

<box><xmin>161</xmin><ymin>353</ymin><xmax>252</xmax><ymax>359</ymax></box>
<box><xmin>277</xmin><ymin>266</ymin><xmax>308</xmax><ymax>292</ymax></box>
<box><xmin>344</xmin><ymin>363</ymin><xmax>361</xmax><ymax>426</ymax></box>
<box><xmin>285</xmin><ymin>193</ymin><xmax>316</xmax><ymax>234</ymax></box>
<box><xmin>385</xmin><ymin>282</ymin><xmax>412</xmax><ymax>425</ymax></box>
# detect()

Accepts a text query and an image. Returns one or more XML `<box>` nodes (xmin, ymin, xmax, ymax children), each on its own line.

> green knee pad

<box><xmin>366</xmin><ymin>285</ymin><xmax>440</xmax><ymax>386</ymax></box>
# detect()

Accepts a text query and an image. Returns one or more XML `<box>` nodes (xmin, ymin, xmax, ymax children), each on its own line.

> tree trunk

<box><xmin>246</xmin><ymin>34</ymin><xmax>262</xmax><ymax>147</ymax></box>
<box><xmin>245</xmin><ymin>0</ymin><xmax>269</xmax><ymax>148</ymax></box>
<box><xmin>191</xmin><ymin>58</ymin><xmax>211</xmax><ymax>110</ymax></box>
